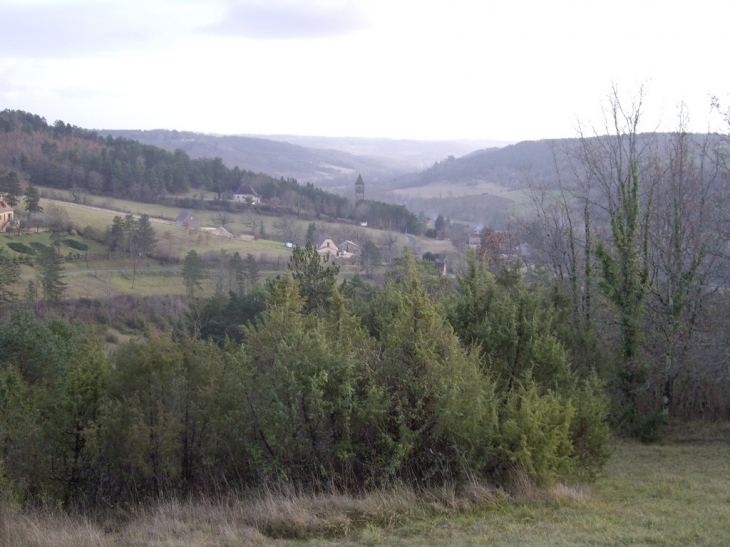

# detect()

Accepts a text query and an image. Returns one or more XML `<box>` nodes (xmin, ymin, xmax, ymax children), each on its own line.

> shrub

<box><xmin>29</xmin><ymin>241</ymin><xmax>50</xmax><ymax>252</ymax></box>
<box><xmin>497</xmin><ymin>380</ymin><xmax>574</xmax><ymax>486</ymax></box>
<box><xmin>569</xmin><ymin>373</ymin><xmax>612</xmax><ymax>479</ymax></box>
<box><xmin>63</xmin><ymin>238</ymin><xmax>89</xmax><ymax>251</ymax></box>
<box><xmin>6</xmin><ymin>242</ymin><xmax>35</xmax><ymax>255</ymax></box>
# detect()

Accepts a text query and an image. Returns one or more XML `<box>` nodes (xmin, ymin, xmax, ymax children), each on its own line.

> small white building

<box><xmin>233</xmin><ymin>184</ymin><xmax>260</xmax><ymax>204</ymax></box>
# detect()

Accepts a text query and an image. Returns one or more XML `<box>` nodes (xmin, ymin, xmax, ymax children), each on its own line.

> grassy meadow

<box><xmin>2</xmin><ymin>428</ymin><xmax>729</xmax><ymax>546</ymax></box>
<box><xmin>4</xmin><ymin>188</ymin><xmax>460</xmax><ymax>299</ymax></box>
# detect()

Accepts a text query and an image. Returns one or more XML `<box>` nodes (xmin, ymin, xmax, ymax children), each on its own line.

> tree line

<box><xmin>515</xmin><ymin>88</ymin><xmax>730</xmax><ymax>435</ymax></box>
<box><xmin>0</xmin><ymin>110</ymin><xmax>419</xmax><ymax>231</ymax></box>
<box><xmin>0</xmin><ymin>245</ymin><xmax>610</xmax><ymax>507</ymax></box>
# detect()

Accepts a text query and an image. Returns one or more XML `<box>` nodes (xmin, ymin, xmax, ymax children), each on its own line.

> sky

<box><xmin>0</xmin><ymin>0</ymin><xmax>728</xmax><ymax>142</ymax></box>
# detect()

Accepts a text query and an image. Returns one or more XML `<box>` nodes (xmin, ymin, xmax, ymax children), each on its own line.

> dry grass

<box><xmin>0</xmin><ymin>511</ymin><xmax>112</xmax><ymax>547</ymax></box>
<box><xmin>0</xmin><ymin>482</ymin><xmax>505</xmax><ymax>547</ymax></box>
<box><xmin>4</xmin><ymin>431</ymin><xmax>730</xmax><ymax>546</ymax></box>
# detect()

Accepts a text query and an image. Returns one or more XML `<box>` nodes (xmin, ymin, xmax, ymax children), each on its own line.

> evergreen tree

<box><xmin>0</xmin><ymin>170</ymin><xmax>22</xmax><ymax>207</ymax></box>
<box><xmin>182</xmin><ymin>250</ymin><xmax>206</xmax><ymax>297</ymax></box>
<box><xmin>373</xmin><ymin>248</ymin><xmax>497</xmax><ymax>481</ymax></box>
<box><xmin>359</xmin><ymin>240</ymin><xmax>381</xmax><ymax>279</ymax></box>
<box><xmin>289</xmin><ymin>241</ymin><xmax>339</xmax><ymax>313</ymax></box>
<box><xmin>24</xmin><ymin>184</ymin><xmax>43</xmax><ymax>222</ymax></box>
<box><xmin>24</xmin><ymin>280</ymin><xmax>38</xmax><ymax>309</ymax></box>
<box><xmin>243</xmin><ymin>253</ymin><xmax>260</xmax><ymax>293</ymax></box>
<box><xmin>37</xmin><ymin>247</ymin><xmax>66</xmax><ymax>306</ymax></box>
<box><xmin>0</xmin><ymin>247</ymin><xmax>21</xmax><ymax>305</ymax></box>
<box><xmin>136</xmin><ymin>214</ymin><xmax>157</xmax><ymax>256</ymax></box>
<box><xmin>306</xmin><ymin>222</ymin><xmax>317</xmax><ymax>244</ymax></box>
<box><xmin>229</xmin><ymin>251</ymin><xmax>245</xmax><ymax>296</ymax></box>
<box><xmin>435</xmin><ymin>213</ymin><xmax>445</xmax><ymax>232</ymax></box>
<box><xmin>106</xmin><ymin>216</ymin><xmax>125</xmax><ymax>254</ymax></box>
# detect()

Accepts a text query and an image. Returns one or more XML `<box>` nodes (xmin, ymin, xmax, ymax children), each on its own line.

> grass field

<box><xmin>30</xmin><ymin>188</ymin><xmax>428</xmax><ymax>258</ymax></box>
<box><xmin>3</xmin><ymin>188</ymin><xmax>463</xmax><ymax>300</ymax></box>
<box><xmin>392</xmin><ymin>180</ymin><xmax>512</xmax><ymax>199</ymax></box>
<box><xmin>3</xmin><ymin>427</ymin><xmax>730</xmax><ymax>546</ymax></box>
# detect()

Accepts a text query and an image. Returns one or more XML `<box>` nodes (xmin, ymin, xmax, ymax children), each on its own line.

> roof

<box><xmin>355</xmin><ymin>174</ymin><xmax>364</xmax><ymax>187</ymax></box>
<box><xmin>234</xmin><ymin>184</ymin><xmax>258</xmax><ymax>196</ymax></box>
<box><xmin>176</xmin><ymin>209</ymin><xmax>194</xmax><ymax>222</ymax></box>
<box><xmin>316</xmin><ymin>233</ymin><xmax>335</xmax><ymax>248</ymax></box>
<box><xmin>337</xmin><ymin>239</ymin><xmax>360</xmax><ymax>250</ymax></box>
<box><xmin>0</xmin><ymin>199</ymin><xmax>12</xmax><ymax>213</ymax></box>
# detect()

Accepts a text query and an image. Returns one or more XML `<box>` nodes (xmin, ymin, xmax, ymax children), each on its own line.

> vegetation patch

<box><xmin>29</xmin><ymin>241</ymin><xmax>50</xmax><ymax>252</ymax></box>
<box><xmin>7</xmin><ymin>242</ymin><xmax>35</xmax><ymax>255</ymax></box>
<box><xmin>62</xmin><ymin>238</ymin><xmax>89</xmax><ymax>251</ymax></box>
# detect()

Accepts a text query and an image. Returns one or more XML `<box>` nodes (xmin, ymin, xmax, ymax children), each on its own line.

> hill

<box><xmin>100</xmin><ymin>129</ymin><xmax>416</xmax><ymax>187</ymax></box>
<box><xmin>0</xmin><ymin>109</ymin><xmax>422</xmax><ymax>233</ymax></box>
<box><xmin>392</xmin><ymin>139</ymin><xmax>562</xmax><ymax>190</ymax></box>
<box><xmin>247</xmin><ymin>134</ymin><xmax>513</xmax><ymax>168</ymax></box>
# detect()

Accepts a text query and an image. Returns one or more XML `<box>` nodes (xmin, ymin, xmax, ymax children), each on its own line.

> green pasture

<box><xmin>294</xmin><ymin>433</ymin><xmax>730</xmax><ymax>547</ymax></box>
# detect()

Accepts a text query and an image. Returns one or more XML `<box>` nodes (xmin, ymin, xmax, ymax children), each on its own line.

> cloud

<box><xmin>0</xmin><ymin>3</ymin><xmax>165</xmax><ymax>58</ymax></box>
<box><xmin>205</xmin><ymin>0</ymin><xmax>365</xmax><ymax>39</ymax></box>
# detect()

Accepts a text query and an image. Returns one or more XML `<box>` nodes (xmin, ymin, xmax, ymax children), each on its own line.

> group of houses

<box><xmin>315</xmin><ymin>233</ymin><xmax>361</xmax><ymax>259</ymax></box>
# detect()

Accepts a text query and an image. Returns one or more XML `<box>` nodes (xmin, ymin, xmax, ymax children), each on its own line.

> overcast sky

<box><xmin>0</xmin><ymin>0</ymin><xmax>727</xmax><ymax>141</ymax></box>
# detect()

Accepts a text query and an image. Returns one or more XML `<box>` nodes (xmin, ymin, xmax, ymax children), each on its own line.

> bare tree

<box><xmin>211</xmin><ymin>211</ymin><xmax>234</xmax><ymax>231</ymax></box>
<box><xmin>518</xmin><ymin>87</ymin><xmax>730</xmax><ymax>421</ymax></box>
<box><xmin>274</xmin><ymin>216</ymin><xmax>302</xmax><ymax>244</ymax></box>
<box><xmin>644</xmin><ymin>108</ymin><xmax>730</xmax><ymax>419</ymax></box>
<box><xmin>379</xmin><ymin>231</ymin><xmax>399</xmax><ymax>264</ymax></box>
<box><xmin>242</xmin><ymin>212</ymin><xmax>263</xmax><ymax>235</ymax></box>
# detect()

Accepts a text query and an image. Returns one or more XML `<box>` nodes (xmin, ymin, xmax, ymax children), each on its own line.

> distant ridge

<box><xmin>101</xmin><ymin>129</ymin><xmax>409</xmax><ymax>185</ymax></box>
<box><xmin>245</xmin><ymin>135</ymin><xmax>514</xmax><ymax>166</ymax></box>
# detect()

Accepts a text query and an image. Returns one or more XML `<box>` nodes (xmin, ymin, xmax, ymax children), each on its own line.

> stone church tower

<box><xmin>355</xmin><ymin>174</ymin><xmax>365</xmax><ymax>203</ymax></box>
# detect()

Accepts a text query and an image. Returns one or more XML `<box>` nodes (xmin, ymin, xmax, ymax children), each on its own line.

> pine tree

<box><xmin>0</xmin><ymin>170</ymin><xmax>22</xmax><ymax>207</ymax></box>
<box><xmin>0</xmin><ymin>248</ymin><xmax>21</xmax><ymax>305</ymax></box>
<box><xmin>106</xmin><ymin>216</ymin><xmax>125</xmax><ymax>254</ymax></box>
<box><xmin>24</xmin><ymin>280</ymin><xmax>38</xmax><ymax>309</ymax></box>
<box><xmin>289</xmin><ymin>241</ymin><xmax>339</xmax><ymax>313</ymax></box>
<box><xmin>182</xmin><ymin>250</ymin><xmax>206</xmax><ymax>297</ymax></box>
<box><xmin>306</xmin><ymin>222</ymin><xmax>317</xmax><ymax>244</ymax></box>
<box><xmin>136</xmin><ymin>214</ymin><xmax>157</xmax><ymax>256</ymax></box>
<box><xmin>24</xmin><ymin>184</ymin><xmax>43</xmax><ymax>227</ymax></box>
<box><xmin>243</xmin><ymin>253</ymin><xmax>260</xmax><ymax>293</ymax></box>
<box><xmin>37</xmin><ymin>247</ymin><xmax>66</xmax><ymax>306</ymax></box>
<box><xmin>229</xmin><ymin>251</ymin><xmax>245</xmax><ymax>296</ymax></box>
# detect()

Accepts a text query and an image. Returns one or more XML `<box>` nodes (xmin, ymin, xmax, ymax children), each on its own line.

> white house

<box><xmin>233</xmin><ymin>184</ymin><xmax>260</xmax><ymax>204</ymax></box>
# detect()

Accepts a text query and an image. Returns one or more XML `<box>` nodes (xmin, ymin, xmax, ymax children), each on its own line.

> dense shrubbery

<box><xmin>62</xmin><ymin>239</ymin><xmax>89</xmax><ymax>251</ymax></box>
<box><xmin>0</xmin><ymin>249</ymin><xmax>610</xmax><ymax>507</ymax></box>
<box><xmin>6</xmin><ymin>242</ymin><xmax>35</xmax><ymax>255</ymax></box>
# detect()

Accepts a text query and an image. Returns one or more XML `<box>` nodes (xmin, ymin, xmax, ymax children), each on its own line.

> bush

<box><xmin>63</xmin><ymin>238</ymin><xmax>89</xmax><ymax>251</ymax></box>
<box><xmin>29</xmin><ymin>241</ymin><xmax>50</xmax><ymax>252</ymax></box>
<box><xmin>497</xmin><ymin>380</ymin><xmax>574</xmax><ymax>486</ymax></box>
<box><xmin>6</xmin><ymin>242</ymin><xmax>35</xmax><ymax>255</ymax></box>
<box><xmin>569</xmin><ymin>373</ymin><xmax>612</xmax><ymax>479</ymax></box>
